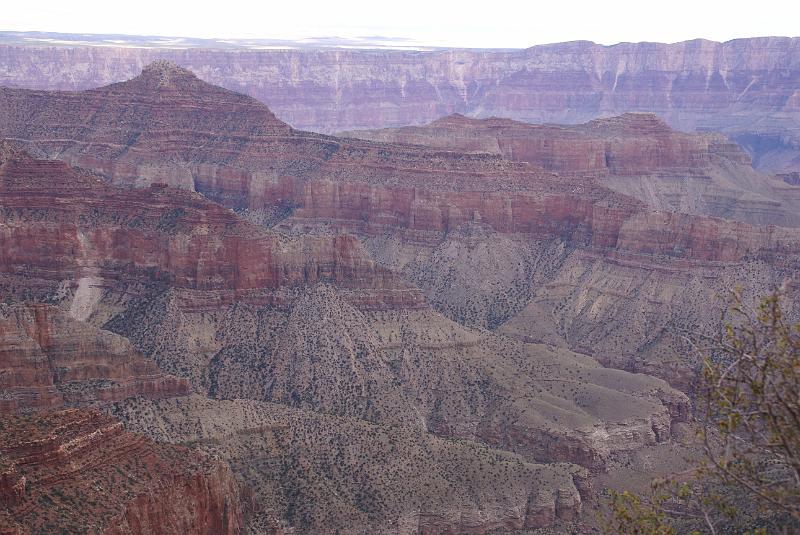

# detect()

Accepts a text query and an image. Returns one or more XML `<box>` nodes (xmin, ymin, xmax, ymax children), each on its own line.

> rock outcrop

<box><xmin>0</xmin><ymin>61</ymin><xmax>771</xmax><ymax>534</ymax></box>
<box><xmin>0</xmin><ymin>409</ymin><xmax>242</xmax><ymax>534</ymax></box>
<box><xmin>0</xmin><ymin>145</ymin><xmax>690</xmax><ymax>475</ymax></box>
<box><xmin>0</xmin><ymin>303</ymin><xmax>189</xmax><ymax>413</ymax></box>
<box><xmin>0</xmin><ymin>35</ymin><xmax>798</xmax><ymax>173</ymax></box>
<box><xmin>343</xmin><ymin>113</ymin><xmax>800</xmax><ymax>227</ymax></box>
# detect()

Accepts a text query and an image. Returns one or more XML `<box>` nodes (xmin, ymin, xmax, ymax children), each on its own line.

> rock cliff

<box><xmin>0</xmin><ymin>146</ymin><xmax>690</xmax><ymax>476</ymax></box>
<box><xmin>112</xmin><ymin>394</ymin><xmax>589</xmax><ymax>534</ymax></box>
<box><xmin>0</xmin><ymin>303</ymin><xmax>189</xmax><ymax>413</ymax></box>
<box><xmin>0</xmin><ymin>60</ymin><xmax>773</xmax><ymax>533</ymax></box>
<box><xmin>0</xmin><ymin>36</ymin><xmax>798</xmax><ymax>173</ymax></box>
<box><xmin>343</xmin><ymin>113</ymin><xmax>800</xmax><ymax>227</ymax></box>
<box><xmin>0</xmin><ymin>141</ymin><xmax>421</xmax><ymax>310</ymax></box>
<box><xmin>0</xmin><ymin>409</ymin><xmax>242</xmax><ymax>534</ymax></box>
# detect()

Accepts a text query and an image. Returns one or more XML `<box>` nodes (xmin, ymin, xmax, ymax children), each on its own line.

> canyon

<box><xmin>1</xmin><ymin>63</ymin><xmax>797</xmax><ymax>388</ymax></box>
<box><xmin>0</xmin><ymin>302</ymin><xmax>189</xmax><ymax>413</ymax></box>
<box><xmin>0</xmin><ymin>57</ymin><xmax>798</xmax><ymax>534</ymax></box>
<box><xmin>0</xmin><ymin>139</ymin><xmax>692</xmax><ymax>533</ymax></box>
<box><xmin>0</xmin><ymin>409</ymin><xmax>243</xmax><ymax>534</ymax></box>
<box><xmin>0</xmin><ymin>34</ymin><xmax>798</xmax><ymax>175</ymax></box>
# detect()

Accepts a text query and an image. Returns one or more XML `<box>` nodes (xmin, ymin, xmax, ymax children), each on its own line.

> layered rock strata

<box><xmin>0</xmin><ymin>141</ymin><xmax>420</xmax><ymax>310</ymax></box>
<box><xmin>343</xmin><ymin>113</ymin><xmax>800</xmax><ymax>227</ymax></box>
<box><xmin>1</xmin><ymin>65</ymin><xmax>799</xmax><ymax>392</ymax></box>
<box><xmin>0</xmin><ymin>409</ymin><xmax>242</xmax><ymax>534</ymax></box>
<box><xmin>0</xmin><ymin>145</ymin><xmax>689</xmax><ymax>475</ymax></box>
<box><xmin>0</xmin><ymin>303</ymin><xmax>189</xmax><ymax>413</ymax></box>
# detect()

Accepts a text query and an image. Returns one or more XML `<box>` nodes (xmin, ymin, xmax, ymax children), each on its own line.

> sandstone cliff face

<box><xmin>0</xmin><ymin>303</ymin><xmax>189</xmax><ymax>413</ymax></box>
<box><xmin>0</xmin><ymin>409</ymin><xmax>242</xmax><ymax>534</ymax></box>
<box><xmin>2</xmin><ymin>65</ymin><xmax>799</xmax><ymax>394</ymax></box>
<box><xmin>0</xmin><ymin>142</ymin><xmax>421</xmax><ymax>310</ymax></box>
<box><xmin>343</xmin><ymin>113</ymin><xmax>800</xmax><ymax>227</ymax></box>
<box><xmin>4</xmin><ymin>65</ymin><xmax>799</xmax><ymax>267</ymax></box>
<box><xmin>0</xmin><ymin>36</ymin><xmax>798</xmax><ymax>172</ymax></box>
<box><xmin>0</xmin><ymin>58</ymin><xmax>749</xmax><ymax>535</ymax></box>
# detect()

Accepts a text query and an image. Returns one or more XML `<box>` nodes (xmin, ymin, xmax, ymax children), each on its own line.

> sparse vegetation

<box><xmin>604</xmin><ymin>289</ymin><xmax>800</xmax><ymax>534</ymax></box>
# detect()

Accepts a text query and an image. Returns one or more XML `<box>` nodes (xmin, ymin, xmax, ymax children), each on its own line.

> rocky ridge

<box><xmin>0</xmin><ymin>303</ymin><xmax>189</xmax><ymax>413</ymax></box>
<box><xmin>0</xmin><ymin>145</ymin><xmax>689</xmax><ymax>472</ymax></box>
<box><xmin>0</xmin><ymin>143</ymin><xmax>703</xmax><ymax>535</ymax></box>
<box><xmin>112</xmin><ymin>394</ymin><xmax>589</xmax><ymax>534</ymax></box>
<box><xmin>0</xmin><ymin>141</ymin><xmax>420</xmax><ymax>310</ymax></box>
<box><xmin>1</xmin><ymin>63</ymin><xmax>797</xmax><ymax>533</ymax></box>
<box><xmin>2</xmin><ymin>64</ymin><xmax>799</xmax><ymax>390</ymax></box>
<box><xmin>342</xmin><ymin>112</ymin><xmax>800</xmax><ymax>227</ymax></box>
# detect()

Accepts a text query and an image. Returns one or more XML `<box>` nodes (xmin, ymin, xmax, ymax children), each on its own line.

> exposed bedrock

<box><xmin>0</xmin><ymin>303</ymin><xmax>189</xmax><ymax>413</ymax></box>
<box><xmin>343</xmin><ymin>112</ymin><xmax>800</xmax><ymax>227</ymax></box>
<box><xmin>0</xmin><ymin>409</ymin><xmax>242</xmax><ymax>534</ymax></box>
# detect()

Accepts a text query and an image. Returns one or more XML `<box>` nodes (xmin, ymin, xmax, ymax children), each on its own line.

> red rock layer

<box><xmin>0</xmin><ymin>303</ymin><xmax>189</xmax><ymax>413</ymax></box>
<box><xmin>341</xmin><ymin>113</ymin><xmax>800</xmax><ymax>229</ymax></box>
<box><xmin>0</xmin><ymin>409</ymin><xmax>242</xmax><ymax>534</ymax></box>
<box><xmin>344</xmin><ymin>112</ymin><xmax>752</xmax><ymax>176</ymax></box>
<box><xmin>0</xmin><ymin>143</ymin><xmax>422</xmax><ymax>310</ymax></box>
<box><xmin>3</xmin><ymin>65</ymin><xmax>799</xmax><ymax>270</ymax></box>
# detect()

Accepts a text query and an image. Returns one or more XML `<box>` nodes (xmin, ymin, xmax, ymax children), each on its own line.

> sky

<box><xmin>2</xmin><ymin>0</ymin><xmax>799</xmax><ymax>49</ymax></box>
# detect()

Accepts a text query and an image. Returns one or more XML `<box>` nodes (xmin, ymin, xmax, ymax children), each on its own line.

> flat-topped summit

<box><xmin>134</xmin><ymin>60</ymin><xmax>201</xmax><ymax>89</ymax></box>
<box><xmin>584</xmin><ymin>112</ymin><xmax>672</xmax><ymax>135</ymax></box>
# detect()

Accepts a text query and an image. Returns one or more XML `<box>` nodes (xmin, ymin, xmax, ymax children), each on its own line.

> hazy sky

<box><xmin>3</xmin><ymin>0</ymin><xmax>799</xmax><ymax>48</ymax></box>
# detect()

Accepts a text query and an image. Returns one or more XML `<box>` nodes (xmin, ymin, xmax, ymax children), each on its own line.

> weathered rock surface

<box><xmin>3</xmin><ymin>65</ymin><xmax>799</xmax><ymax>263</ymax></box>
<box><xmin>0</xmin><ymin>303</ymin><xmax>189</xmax><ymax>413</ymax></box>
<box><xmin>107</xmin><ymin>282</ymin><xmax>689</xmax><ymax>472</ymax></box>
<box><xmin>344</xmin><ymin>112</ymin><xmax>800</xmax><ymax>226</ymax></box>
<box><xmin>1</xmin><ymin>36</ymin><xmax>798</xmax><ymax>173</ymax></box>
<box><xmin>0</xmin><ymin>409</ymin><xmax>242</xmax><ymax>534</ymax></box>
<box><xmin>112</xmin><ymin>394</ymin><xmax>588</xmax><ymax>534</ymax></box>
<box><xmin>0</xmin><ymin>62</ymin><xmax>762</xmax><ymax>533</ymax></box>
<box><xmin>361</xmin><ymin>217</ymin><xmax>800</xmax><ymax>391</ymax></box>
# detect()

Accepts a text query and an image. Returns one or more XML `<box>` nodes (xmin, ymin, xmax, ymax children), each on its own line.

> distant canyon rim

<box><xmin>0</xmin><ymin>33</ymin><xmax>798</xmax><ymax>175</ymax></box>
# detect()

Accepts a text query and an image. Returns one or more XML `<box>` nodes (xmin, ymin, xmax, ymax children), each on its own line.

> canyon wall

<box><xmin>343</xmin><ymin>112</ymin><xmax>800</xmax><ymax>226</ymax></box>
<box><xmin>0</xmin><ymin>36</ymin><xmax>798</xmax><ymax>172</ymax></box>
<box><xmin>0</xmin><ymin>144</ymin><xmax>695</xmax><ymax>533</ymax></box>
<box><xmin>0</xmin><ymin>303</ymin><xmax>189</xmax><ymax>413</ymax></box>
<box><xmin>2</xmin><ymin>64</ymin><xmax>799</xmax><ymax>392</ymax></box>
<box><xmin>0</xmin><ymin>409</ymin><xmax>242</xmax><ymax>534</ymax></box>
<box><xmin>0</xmin><ymin>142</ymin><xmax>421</xmax><ymax>310</ymax></box>
<box><xmin>1</xmin><ymin>59</ymin><xmax>794</xmax><ymax>533</ymax></box>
